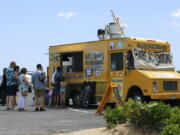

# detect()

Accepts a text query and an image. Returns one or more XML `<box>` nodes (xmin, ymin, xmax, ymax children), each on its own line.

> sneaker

<box><xmin>21</xmin><ymin>108</ymin><xmax>25</xmax><ymax>111</ymax></box>
<box><xmin>13</xmin><ymin>107</ymin><xmax>18</xmax><ymax>111</ymax></box>
<box><xmin>40</xmin><ymin>108</ymin><xmax>46</xmax><ymax>111</ymax></box>
<box><xmin>6</xmin><ymin>107</ymin><xmax>13</xmax><ymax>111</ymax></box>
<box><xmin>35</xmin><ymin>107</ymin><xmax>39</xmax><ymax>111</ymax></box>
<box><xmin>6</xmin><ymin>107</ymin><xmax>10</xmax><ymax>111</ymax></box>
<box><xmin>18</xmin><ymin>108</ymin><xmax>22</xmax><ymax>111</ymax></box>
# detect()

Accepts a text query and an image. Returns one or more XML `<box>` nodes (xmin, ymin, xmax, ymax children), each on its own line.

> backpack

<box><xmin>39</xmin><ymin>72</ymin><xmax>46</xmax><ymax>83</ymax></box>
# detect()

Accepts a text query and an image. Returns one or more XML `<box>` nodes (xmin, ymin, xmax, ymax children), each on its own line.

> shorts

<box><xmin>34</xmin><ymin>89</ymin><xmax>45</xmax><ymax>97</ymax></box>
<box><xmin>53</xmin><ymin>86</ymin><xmax>60</xmax><ymax>96</ymax></box>
<box><xmin>60</xmin><ymin>88</ymin><xmax>66</xmax><ymax>93</ymax></box>
<box><xmin>6</xmin><ymin>86</ymin><xmax>17</xmax><ymax>96</ymax></box>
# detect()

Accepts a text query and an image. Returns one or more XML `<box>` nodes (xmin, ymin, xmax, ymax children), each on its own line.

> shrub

<box><xmin>161</xmin><ymin>124</ymin><xmax>180</xmax><ymax>135</ymax></box>
<box><xmin>163</xmin><ymin>107</ymin><xmax>180</xmax><ymax>126</ymax></box>
<box><xmin>137</xmin><ymin>102</ymin><xmax>171</xmax><ymax>131</ymax></box>
<box><xmin>104</xmin><ymin>106</ymin><xmax>127</xmax><ymax>128</ymax></box>
<box><xmin>114</xmin><ymin>106</ymin><xmax>128</xmax><ymax>124</ymax></box>
<box><xmin>123</xmin><ymin>100</ymin><xmax>171</xmax><ymax>131</ymax></box>
<box><xmin>104</xmin><ymin>99</ymin><xmax>180</xmax><ymax>134</ymax></box>
<box><xmin>161</xmin><ymin>107</ymin><xmax>180</xmax><ymax>134</ymax></box>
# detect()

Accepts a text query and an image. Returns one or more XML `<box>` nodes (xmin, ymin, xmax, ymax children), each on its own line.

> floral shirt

<box><xmin>18</xmin><ymin>74</ymin><xmax>28</xmax><ymax>92</ymax></box>
<box><xmin>6</xmin><ymin>67</ymin><xmax>16</xmax><ymax>86</ymax></box>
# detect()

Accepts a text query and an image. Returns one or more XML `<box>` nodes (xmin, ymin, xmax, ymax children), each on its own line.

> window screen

<box><xmin>61</xmin><ymin>52</ymin><xmax>83</xmax><ymax>73</ymax></box>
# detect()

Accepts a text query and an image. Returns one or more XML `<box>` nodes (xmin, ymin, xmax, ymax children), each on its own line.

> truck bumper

<box><xmin>151</xmin><ymin>93</ymin><xmax>180</xmax><ymax>100</ymax></box>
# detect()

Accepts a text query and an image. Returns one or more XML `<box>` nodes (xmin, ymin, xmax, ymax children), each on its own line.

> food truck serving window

<box><xmin>111</xmin><ymin>52</ymin><xmax>123</xmax><ymax>71</ymax></box>
<box><xmin>61</xmin><ymin>52</ymin><xmax>83</xmax><ymax>73</ymax></box>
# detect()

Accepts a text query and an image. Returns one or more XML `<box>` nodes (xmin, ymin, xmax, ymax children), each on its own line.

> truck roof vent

<box><xmin>97</xmin><ymin>10</ymin><xmax>127</xmax><ymax>40</ymax></box>
<box><xmin>97</xmin><ymin>29</ymin><xmax>105</xmax><ymax>40</ymax></box>
<box><xmin>105</xmin><ymin>22</ymin><xmax>123</xmax><ymax>39</ymax></box>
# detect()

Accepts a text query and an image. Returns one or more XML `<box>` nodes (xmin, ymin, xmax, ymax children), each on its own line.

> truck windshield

<box><xmin>128</xmin><ymin>48</ymin><xmax>174</xmax><ymax>70</ymax></box>
<box><xmin>111</xmin><ymin>52</ymin><xmax>123</xmax><ymax>71</ymax></box>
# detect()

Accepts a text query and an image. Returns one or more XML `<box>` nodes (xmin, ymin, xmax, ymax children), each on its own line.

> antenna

<box><xmin>110</xmin><ymin>10</ymin><xmax>125</xmax><ymax>37</ymax></box>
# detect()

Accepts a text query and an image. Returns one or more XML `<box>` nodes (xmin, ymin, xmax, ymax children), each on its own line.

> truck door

<box><xmin>109</xmin><ymin>50</ymin><xmax>125</xmax><ymax>103</ymax></box>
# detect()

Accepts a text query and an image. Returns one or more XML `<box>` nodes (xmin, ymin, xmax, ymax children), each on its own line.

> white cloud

<box><xmin>57</xmin><ymin>12</ymin><xmax>76</xmax><ymax>19</ymax></box>
<box><xmin>171</xmin><ymin>9</ymin><xmax>180</xmax><ymax>18</ymax></box>
<box><xmin>170</xmin><ymin>9</ymin><xmax>180</xmax><ymax>28</ymax></box>
<box><xmin>171</xmin><ymin>21</ymin><xmax>180</xmax><ymax>28</ymax></box>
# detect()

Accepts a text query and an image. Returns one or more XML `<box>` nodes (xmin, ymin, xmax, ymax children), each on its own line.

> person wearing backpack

<box><xmin>32</xmin><ymin>64</ymin><xmax>46</xmax><ymax>111</ymax></box>
<box><xmin>54</xmin><ymin>67</ymin><xmax>64</xmax><ymax>107</ymax></box>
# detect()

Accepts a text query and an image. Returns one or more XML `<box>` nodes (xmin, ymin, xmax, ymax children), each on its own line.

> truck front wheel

<box><xmin>127</xmin><ymin>86</ymin><xmax>144</xmax><ymax>102</ymax></box>
<box><xmin>129</xmin><ymin>91</ymin><xmax>144</xmax><ymax>102</ymax></box>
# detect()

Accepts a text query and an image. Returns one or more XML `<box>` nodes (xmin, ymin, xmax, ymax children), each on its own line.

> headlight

<box><xmin>152</xmin><ymin>81</ymin><xmax>158</xmax><ymax>93</ymax></box>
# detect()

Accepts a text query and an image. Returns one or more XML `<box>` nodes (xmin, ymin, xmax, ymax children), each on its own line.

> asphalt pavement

<box><xmin>0</xmin><ymin>94</ymin><xmax>105</xmax><ymax>135</ymax></box>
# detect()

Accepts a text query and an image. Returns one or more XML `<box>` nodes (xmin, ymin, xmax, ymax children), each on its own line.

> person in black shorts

<box><xmin>53</xmin><ymin>67</ymin><xmax>63</xmax><ymax>107</ymax></box>
<box><xmin>6</xmin><ymin>61</ymin><xmax>18</xmax><ymax>110</ymax></box>
<box><xmin>0</xmin><ymin>68</ymin><xmax>7</xmax><ymax>105</ymax></box>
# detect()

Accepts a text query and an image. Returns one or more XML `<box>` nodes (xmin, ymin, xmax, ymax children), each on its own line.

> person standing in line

<box><xmin>47</xmin><ymin>69</ymin><xmax>56</xmax><ymax>106</ymax></box>
<box><xmin>51</xmin><ymin>69</ymin><xmax>57</xmax><ymax>85</ymax></box>
<box><xmin>14</xmin><ymin>65</ymin><xmax>20</xmax><ymax>107</ymax></box>
<box><xmin>54</xmin><ymin>67</ymin><xmax>64</xmax><ymax>107</ymax></box>
<box><xmin>32</xmin><ymin>64</ymin><xmax>46</xmax><ymax>111</ymax></box>
<box><xmin>18</xmin><ymin>68</ymin><xmax>29</xmax><ymax>111</ymax></box>
<box><xmin>6</xmin><ymin>61</ymin><xmax>17</xmax><ymax>110</ymax></box>
<box><xmin>60</xmin><ymin>77</ymin><xmax>66</xmax><ymax>108</ymax></box>
<box><xmin>51</xmin><ymin>69</ymin><xmax>57</xmax><ymax>106</ymax></box>
<box><xmin>0</xmin><ymin>68</ymin><xmax>7</xmax><ymax>106</ymax></box>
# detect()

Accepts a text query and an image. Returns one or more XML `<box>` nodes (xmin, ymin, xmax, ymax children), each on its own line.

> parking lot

<box><xmin>0</xmin><ymin>94</ymin><xmax>105</xmax><ymax>135</ymax></box>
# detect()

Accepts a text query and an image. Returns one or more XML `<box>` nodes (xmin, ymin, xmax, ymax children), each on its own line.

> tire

<box><xmin>72</xmin><ymin>93</ymin><xmax>80</xmax><ymax>107</ymax></box>
<box><xmin>129</xmin><ymin>91</ymin><xmax>144</xmax><ymax>102</ymax></box>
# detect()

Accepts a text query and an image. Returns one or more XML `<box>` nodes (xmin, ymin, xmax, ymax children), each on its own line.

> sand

<box><xmin>54</xmin><ymin>124</ymin><xmax>159</xmax><ymax>135</ymax></box>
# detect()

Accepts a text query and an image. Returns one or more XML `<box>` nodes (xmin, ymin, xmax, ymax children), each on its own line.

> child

<box><xmin>18</xmin><ymin>68</ymin><xmax>29</xmax><ymax>111</ymax></box>
<box><xmin>60</xmin><ymin>78</ymin><xmax>67</xmax><ymax>108</ymax></box>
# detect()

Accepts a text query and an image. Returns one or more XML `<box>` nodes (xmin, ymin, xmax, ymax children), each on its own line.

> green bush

<box><xmin>104</xmin><ymin>99</ymin><xmax>180</xmax><ymax>134</ymax></box>
<box><xmin>161</xmin><ymin>124</ymin><xmax>180</xmax><ymax>135</ymax></box>
<box><xmin>161</xmin><ymin>107</ymin><xmax>180</xmax><ymax>134</ymax></box>
<box><xmin>131</xmin><ymin>102</ymin><xmax>171</xmax><ymax>131</ymax></box>
<box><xmin>163</xmin><ymin>107</ymin><xmax>180</xmax><ymax>126</ymax></box>
<box><xmin>104</xmin><ymin>106</ymin><xmax>127</xmax><ymax>128</ymax></box>
<box><xmin>121</xmin><ymin>99</ymin><xmax>171</xmax><ymax>131</ymax></box>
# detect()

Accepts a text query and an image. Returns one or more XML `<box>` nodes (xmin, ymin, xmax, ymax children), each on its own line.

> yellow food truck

<box><xmin>48</xmin><ymin>36</ymin><xmax>180</xmax><ymax>107</ymax></box>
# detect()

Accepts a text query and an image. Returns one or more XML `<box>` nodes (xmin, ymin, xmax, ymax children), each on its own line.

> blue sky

<box><xmin>0</xmin><ymin>0</ymin><xmax>180</xmax><ymax>75</ymax></box>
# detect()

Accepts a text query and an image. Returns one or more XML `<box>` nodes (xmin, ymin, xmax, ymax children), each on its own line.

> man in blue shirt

<box><xmin>32</xmin><ymin>64</ymin><xmax>46</xmax><ymax>111</ymax></box>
